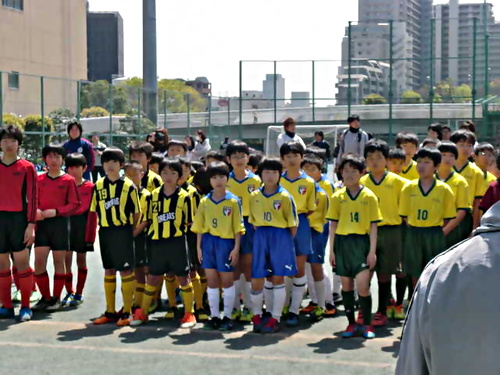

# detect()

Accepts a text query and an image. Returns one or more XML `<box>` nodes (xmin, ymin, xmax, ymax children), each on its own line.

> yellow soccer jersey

<box><xmin>360</xmin><ymin>171</ymin><xmax>407</xmax><ymax>226</ymax></box>
<box><xmin>181</xmin><ymin>182</ymin><xmax>201</xmax><ymax>220</ymax></box>
<box><xmin>138</xmin><ymin>187</ymin><xmax>151</xmax><ymax>225</ymax></box>
<box><xmin>249</xmin><ymin>186</ymin><xmax>298</xmax><ymax>228</ymax></box>
<box><xmin>401</xmin><ymin>159</ymin><xmax>419</xmax><ymax>181</ymax></box>
<box><xmin>141</xmin><ymin>169</ymin><xmax>163</xmax><ymax>193</ymax></box>
<box><xmin>454</xmin><ymin>161</ymin><xmax>484</xmax><ymax>205</ymax></box>
<box><xmin>436</xmin><ymin>171</ymin><xmax>471</xmax><ymax>212</ymax></box>
<box><xmin>227</xmin><ymin>170</ymin><xmax>261</xmax><ymax>217</ymax></box>
<box><xmin>191</xmin><ymin>191</ymin><xmax>245</xmax><ymax>239</ymax></box>
<box><xmin>326</xmin><ymin>186</ymin><xmax>382</xmax><ymax>235</ymax></box>
<box><xmin>308</xmin><ymin>184</ymin><xmax>329</xmax><ymax>233</ymax></box>
<box><xmin>281</xmin><ymin>171</ymin><xmax>316</xmax><ymax>214</ymax></box>
<box><xmin>318</xmin><ymin>174</ymin><xmax>335</xmax><ymax>198</ymax></box>
<box><xmin>479</xmin><ymin>171</ymin><xmax>497</xmax><ymax>197</ymax></box>
<box><xmin>399</xmin><ymin>179</ymin><xmax>456</xmax><ymax>227</ymax></box>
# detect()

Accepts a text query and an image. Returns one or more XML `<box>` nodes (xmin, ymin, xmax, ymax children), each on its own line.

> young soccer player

<box><xmin>149</xmin><ymin>152</ymin><xmax>163</xmax><ymax>175</ymax></box>
<box><xmin>129</xmin><ymin>141</ymin><xmax>162</xmax><ymax>193</ymax></box>
<box><xmin>247</xmin><ymin>152</ymin><xmax>264</xmax><ymax>174</ymax></box>
<box><xmin>64</xmin><ymin>153</ymin><xmax>98</xmax><ymax>307</ymax></box>
<box><xmin>166</xmin><ymin>140</ymin><xmax>188</xmax><ymax>157</ymax></box>
<box><xmin>191</xmin><ymin>161</ymin><xmax>244</xmax><ymax>331</ymax></box>
<box><xmin>360</xmin><ymin>140</ymin><xmax>408</xmax><ymax>325</ymax></box>
<box><xmin>396</xmin><ymin>132</ymin><xmax>419</xmax><ymax>181</ymax></box>
<box><xmin>421</xmin><ymin>138</ymin><xmax>438</xmax><ymax>148</ymax></box>
<box><xmin>474</xmin><ymin>143</ymin><xmax>497</xmax><ymax>197</ymax></box>
<box><xmin>280</xmin><ymin>142</ymin><xmax>316</xmax><ymax>327</ymax></box>
<box><xmin>327</xmin><ymin>155</ymin><xmax>382</xmax><ymax>339</ymax></box>
<box><xmin>226</xmin><ymin>141</ymin><xmax>261</xmax><ymax>322</ymax></box>
<box><xmin>436</xmin><ymin>142</ymin><xmax>471</xmax><ymax>247</ymax></box>
<box><xmin>205</xmin><ymin>150</ymin><xmax>225</xmax><ymax>166</ymax></box>
<box><xmin>387</xmin><ymin>147</ymin><xmax>406</xmax><ymax>175</ymax></box>
<box><xmin>131</xmin><ymin>158</ymin><xmax>196</xmax><ymax>328</ymax></box>
<box><xmin>480</xmin><ymin>154</ymin><xmax>500</xmax><ymax>214</ymax></box>
<box><xmin>91</xmin><ymin>147</ymin><xmax>141</xmax><ymax>326</ymax></box>
<box><xmin>249</xmin><ymin>158</ymin><xmax>298</xmax><ymax>333</ymax></box>
<box><xmin>0</xmin><ymin>125</ymin><xmax>37</xmax><ymax>321</ymax></box>
<box><xmin>399</xmin><ymin>148</ymin><xmax>456</xmax><ymax>289</ymax></box>
<box><xmin>33</xmin><ymin>144</ymin><xmax>80</xmax><ymax>312</ymax></box>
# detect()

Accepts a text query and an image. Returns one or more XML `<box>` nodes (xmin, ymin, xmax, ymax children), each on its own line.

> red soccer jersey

<box><xmin>0</xmin><ymin>158</ymin><xmax>38</xmax><ymax>223</ymax></box>
<box><xmin>37</xmin><ymin>173</ymin><xmax>80</xmax><ymax>217</ymax></box>
<box><xmin>73</xmin><ymin>180</ymin><xmax>98</xmax><ymax>244</ymax></box>
<box><xmin>479</xmin><ymin>179</ymin><xmax>500</xmax><ymax>213</ymax></box>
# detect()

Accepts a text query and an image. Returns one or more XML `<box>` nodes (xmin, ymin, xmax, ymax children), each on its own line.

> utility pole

<box><xmin>143</xmin><ymin>0</ymin><xmax>158</xmax><ymax>126</ymax></box>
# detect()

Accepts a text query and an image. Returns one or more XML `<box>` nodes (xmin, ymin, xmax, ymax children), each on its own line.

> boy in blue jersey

<box><xmin>249</xmin><ymin>158</ymin><xmax>298</xmax><ymax>333</ymax></box>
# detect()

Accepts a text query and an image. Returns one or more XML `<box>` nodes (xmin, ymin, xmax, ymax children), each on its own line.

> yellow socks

<box><xmin>181</xmin><ymin>283</ymin><xmax>194</xmax><ymax>314</ymax></box>
<box><xmin>135</xmin><ymin>283</ymin><xmax>145</xmax><ymax>307</ymax></box>
<box><xmin>192</xmin><ymin>274</ymin><xmax>203</xmax><ymax>310</ymax></box>
<box><xmin>121</xmin><ymin>273</ymin><xmax>136</xmax><ymax>314</ymax></box>
<box><xmin>141</xmin><ymin>284</ymin><xmax>157</xmax><ymax>313</ymax></box>
<box><xmin>104</xmin><ymin>275</ymin><xmax>116</xmax><ymax>313</ymax></box>
<box><xmin>165</xmin><ymin>276</ymin><xmax>177</xmax><ymax>308</ymax></box>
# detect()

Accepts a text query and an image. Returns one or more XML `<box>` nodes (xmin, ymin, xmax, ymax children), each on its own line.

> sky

<box><xmin>88</xmin><ymin>0</ymin><xmax>500</xmax><ymax>99</ymax></box>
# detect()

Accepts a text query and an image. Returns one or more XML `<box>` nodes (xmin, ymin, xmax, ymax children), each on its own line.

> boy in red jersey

<box><xmin>0</xmin><ymin>125</ymin><xmax>37</xmax><ymax>322</ymax></box>
<box><xmin>33</xmin><ymin>144</ymin><xmax>80</xmax><ymax>312</ymax></box>
<box><xmin>63</xmin><ymin>153</ymin><xmax>97</xmax><ymax>307</ymax></box>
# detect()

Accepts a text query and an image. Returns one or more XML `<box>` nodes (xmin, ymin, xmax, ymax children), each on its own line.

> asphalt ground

<box><xmin>0</xmin><ymin>244</ymin><xmax>401</xmax><ymax>375</ymax></box>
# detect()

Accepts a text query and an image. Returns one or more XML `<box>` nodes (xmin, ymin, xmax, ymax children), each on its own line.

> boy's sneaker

<box><xmin>46</xmin><ymin>297</ymin><xmax>62</xmax><ymax>312</ymax></box>
<box><xmin>164</xmin><ymin>306</ymin><xmax>178</xmax><ymax>320</ymax></box>
<box><xmin>324</xmin><ymin>303</ymin><xmax>337</xmax><ymax>317</ymax></box>
<box><xmin>0</xmin><ymin>307</ymin><xmax>15</xmax><ymax>319</ymax></box>
<box><xmin>195</xmin><ymin>308</ymin><xmax>209</xmax><ymax>322</ymax></box>
<box><xmin>130</xmin><ymin>308</ymin><xmax>148</xmax><ymax>327</ymax></box>
<box><xmin>342</xmin><ymin>324</ymin><xmax>358</xmax><ymax>338</ymax></box>
<box><xmin>285</xmin><ymin>312</ymin><xmax>299</xmax><ymax>327</ymax></box>
<box><xmin>310</xmin><ymin>306</ymin><xmax>324</xmax><ymax>322</ymax></box>
<box><xmin>18</xmin><ymin>307</ymin><xmax>33</xmax><ymax>322</ymax></box>
<box><xmin>300</xmin><ymin>301</ymin><xmax>317</xmax><ymax>314</ymax></box>
<box><xmin>93</xmin><ymin>312</ymin><xmax>118</xmax><ymax>325</ymax></box>
<box><xmin>148</xmin><ymin>299</ymin><xmax>159</xmax><ymax>314</ymax></box>
<box><xmin>393</xmin><ymin>305</ymin><xmax>406</xmax><ymax>320</ymax></box>
<box><xmin>116</xmin><ymin>312</ymin><xmax>132</xmax><ymax>327</ymax></box>
<box><xmin>230</xmin><ymin>308</ymin><xmax>241</xmax><ymax>321</ymax></box>
<box><xmin>262</xmin><ymin>317</ymin><xmax>281</xmax><ymax>333</ymax></box>
<box><xmin>372</xmin><ymin>312</ymin><xmax>388</xmax><ymax>327</ymax></box>
<box><xmin>32</xmin><ymin>297</ymin><xmax>50</xmax><ymax>312</ymax></box>
<box><xmin>240</xmin><ymin>307</ymin><xmax>253</xmax><ymax>322</ymax></box>
<box><xmin>179</xmin><ymin>312</ymin><xmax>196</xmax><ymax>329</ymax></box>
<box><xmin>251</xmin><ymin>314</ymin><xmax>263</xmax><ymax>333</ymax></box>
<box><xmin>362</xmin><ymin>325</ymin><xmax>376</xmax><ymax>339</ymax></box>
<box><xmin>62</xmin><ymin>293</ymin><xmax>74</xmax><ymax>306</ymax></box>
<box><xmin>356</xmin><ymin>310</ymin><xmax>364</xmax><ymax>325</ymax></box>
<box><xmin>219</xmin><ymin>316</ymin><xmax>234</xmax><ymax>331</ymax></box>
<box><xmin>204</xmin><ymin>317</ymin><xmax>221</xmax><ymax>330</ymax></box>
<box><xmin>69</xmin><ymin>294</ymin><xmax>84</xmax><ymax>307</ymax></box>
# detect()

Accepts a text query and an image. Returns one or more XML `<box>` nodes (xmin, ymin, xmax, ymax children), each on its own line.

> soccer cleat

<box><xmin>310</xmin><ymin>306</ymin><xmax>324</xmax><ymax>322</ymax></box>
<box><xmin>148</xmin><ymin>299</ymin><xmax>159</xmax><ymax>314</ymax></box>
<box><xmin>240</xmin><ymin>307</ymin><xmax>253</xmax><ymax>322</ymax></box>
<box><xmin>195</xmin><ymin>308</ymin><xmax>209</xmax><ymax>322</ymax></box>
<box><xmin>46</xmin><ymin>297</ymin><xmax>62</xmax><ymax>312</ymax></box>
<box><xmin>342</xmin><ymin>324</ymin><xmax>358</xmax><ymax>338</ymax></box>
<box><xmin>372</xmin><ymin>312</ymin><xmax>388</xmax><ymax>327</ymax></box>
<box><xmin>69</xmin><ymin>294</ymin><xmax>84</xmax><ymax>307</ymax></box>
<box><xmin>204</xmin><ymin>317</ymin><xmax>221</xmax><ymax>330</ymax></box>
<box><xmin>179</xmin><ymin>312</ymin><xmax>197</xmax><ymax>329</ymax></box>
<box><xmin>130</xmin><ymin>308</ymin><xmax>148</xmax><ymax>327</ymax></box>
<box><xmin>62</xmin><ymin>293</ymin><xmax>74</xmax><ymax>306</ymax></box>
<box><xmin>231</xmin><ymin>308</ymin><xmax>242</xmax><ymax>321</ymax></box>
<box><xmin>0</xmin><ymin>307</ymin><xmax>15</xmax><ymax>319</ymax></box>
<box><xmin>300</xmin><ymin>301</ymin><xmax>318</xmax><ymax>314</ymax></box>
<box><xmin>356</xmin><ymin>310</ymin><xmax>364</xmax><ymax>325</ymax></box>
<box><xmin>333</xmin><ymin>292</ymin><xmax>343</xmax><ymax>304</ymax></box>
<box><xmin>32</xmin><ymin>297</ymin><xmax>50</xmax><ymax>312</ymax></box>
<box><xmin>93</xmin><ymin>312</ymin><xmax>118</xmax><ymax>325</ymax></box>
<box><xmin>285</xmin><ymin>312</ymin><xmax>299</xmax><ymax>327</ymax></box>
<box><xmin>262</xmin><ymin>317</ymin><xmax>281</xmax><ymax>333</ymax></box>
<box><xmin>116</xmin><ymin>313</ymin><xmax>132</xmax><ymax>327</ymax></box>
<box><xmin>164</xmin><ymin>306</ymin><xmax>178</xmax><ymax>320</ymax></box>
<box><xmin>386</xmin><ymin>304</ymin><xmax>396</xmax><ymax>319</ymax></box>
<box><xmin>251</xmin><ymin>314</ymin><xmax>263</xmax><ymax>333</ymax></box>
<box><xmin>393</xmin><ymin>305</ymin><xmax>406</xmax><ymax>320</ymax></box>
<box><xmin>12</xmin><ymin>289</ymin><xmax>21</xmax><ymax>303</ymax></box>
<box><xmin>324</xmin><ymin>303</ymin><xmax>337</xmax><ymax>317</ymax></box>
<box><xmin>18</xmin><ymin>307</ymin><xmax>33</xmax><ymax>322</ymax></box>
<box><xmin>219</xmin><ymin>316</ymin><xmax>234</xmax><ymax>331</ymax></box>
<box><xmin>362</xmin><ymin>325</ymin><xmax>376</xmax><ymax>339</ymax></box>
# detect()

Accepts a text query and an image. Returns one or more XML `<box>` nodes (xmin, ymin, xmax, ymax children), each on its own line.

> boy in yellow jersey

<box><xmin>450</xmin><ymin>130</ymin><xmax>484</xmax><ymax>232</ymax></box>
<box><xmin>395</xmin><ymin>132</ymin><xmax>420</xmax><ymax>181</ymax></box>
<box><xmin>249</xmin><ymin>158</ymin><xmax>298</xmax><ymax>333</ymax></box>
<box><xmin>123</xmin><ymin>161</ymin><xmax>151</xmax><ymax>312</ymax></box>
<box><xmin>191</xmin><ymin>162</ymin><xmax>245</xmax><ymax>331</ymax></box>
<box><xmin>166</xmin><ymin>140</ymin><xmax>188</xmax><ymax>157</ymax></box>
<box><xmin>436</xmin><ymin>142</ymin><xmax>471</xmax><ymax>248</ymax></box>
<box><xmin>90</xmin><ymin>148</ymin><xmax>141</xmax><ymax>326</ymax></box>
<box><xmin>130</xmin><ymin>158</ymin><xmax>196</xmax><ymax>328</ymax></box>
<box><xmin>360</xmin><ymin>140</ymin><xmax>408</xmax><ymax>326</ymax></box>
<box><xmin>149</xmin><ymin>152</ymin><xmax>163</xmax><ymax>175</ymax></box>
<box><xmin>400</xmin><ymin>148</ymin><xmax>456</xmax><ymax>289</ymax></box>
<box><xmin>129</xmin><ymin>141</ymin><xmax>162</xmax><ymax>193</ymax></box>
<box><xmin>387</xmin><ymin>147</ymin><xmax>406</xmax><ymax>175</ymax></box>
<box><xmin>226</xmin><ymin>141</ymin><xmax>261</xmax><ymax>322</ymax></box>
<box><xmin>280</xmin><ymin>142</ymin><xmax>316</xmax><ymax>327</ymax></box>
<box><xmin>327</xmin><ymin>155</ymin><xmax>382</xmax><ymax>339</ymax></box>
<box><xmin>474</xmin><ymin>143</ymin><xmax>497</xmax><ymax>196</ymax></box>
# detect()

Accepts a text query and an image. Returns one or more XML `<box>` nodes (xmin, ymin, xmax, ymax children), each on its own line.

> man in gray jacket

<box><xmin>336</xmin><ymin>115</ymin><xmax>369</xmax><ymax>166</ymax></box>
<box><xmin>396</xmin><ymin>201</ymin><xmax>500</xmax><ymax>375</ymax></box>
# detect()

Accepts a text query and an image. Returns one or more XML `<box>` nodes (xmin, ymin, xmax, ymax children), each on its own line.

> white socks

<box><xmin>223</xmin><ymin>285</ymin><xmax>235</xmax><ymax>319</ymax></box>
<box><xmin>289</xmin><ymin>276</ymin><xmax>307</xmax><ymax>315</ymax></box>
<box><xmin>314</xmin><ymin>279</ymin><xmax>326</xmax><ymax>309</ymax></box>
<box><xmin>207</xmin><ymin>287</ymin><xmax>220</xmax><ymax>318</ymax></box>
<box><xmin>264</xmin><ymin>280</ymin><xmax>274</xmax><ymax>312</ymax></box>
<box><xmin>233</xmin><ymin>279</ymin><xmax>241</xmax><ymax>310</ymax></box>
<box><xmin>272</xmin><ymin>284</ymin><xmax>286</xmax><ymax>319</ymax></box>
<box><xmin>250</xmin><ymin>289</ymin><xmax>264</xmax><ymax>316</ymax></box>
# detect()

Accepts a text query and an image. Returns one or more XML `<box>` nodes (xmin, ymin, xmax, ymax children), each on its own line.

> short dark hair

<box><xmin>178</xmin><ymin>156</ymin><xmax>191</xmax><ymax>168</ymax></box>
<box><xmin>388</xmin><ymin>147</ymin><xmax>406</xmax><ymax>161</ymax></box>
<box><xmin>474</xmin><ymin>142</ymin><xmax>495</xmax><ymax>155</ymax></box>
<box><xmin>207</xmin><ymin>161</ymin><xmax>230</xmax><ymax>178</ymax></box>
<box><xmin>428</xmin><ymin>123</ymin><xmax>443</xmax><ymax>140</ymax></box>
<box><xmin>248</xmin><ymin>152</ymin><xmax>264</xmax><ymax>169</ymax></box>
<box><xmin>65</xmin><ymin>153</ymin><xmax>87</xmax><ymax>167</ymax></box>
<box><xmin>101</xmin><ymin>147</ymin><xmax>126</xmax><ymax>165</ymax></box>
<box><xmin>305</xmin><ymin>146</ymin><xmax>327</xmax><ymax>160</ymax></box>
<box><xmin>226</xmin><ymin>140</ymin><xmax>250</xmax><ymax>157</ymax></box>
<box><xmin>123</xmin><ymin>160</ymin><xmax>143</xmax><ymax>173</ymax></box>
<box><xmin>314</xmin><ymin>131</ymin><xmax>324</xmax><ymax>139</ymax></box>
<box><xmin>422</xmin><ymin>138</ymin><xmax>439</xmax><ymax>148</ymax></box>
<box><xmin>442</xmin><ymin>125</ymin><xmax>451</xmax><ymax>132</ymax></box>
<box><xmin>301</xmin><ymin>154</ymin><xmax>323</xmax><ymax>170</ymax></box>
<box><xmin>66</xmin><ymin>120</ymin><xmax>83</xmax><ymax>137</ymax></box>
<box><xmin>396</xmin><ymin>131</ymin><xmax>419</xmax><ymax>147</ymax></box>
<box><xmin>339</xmin><ymin>154</ymin><xmax>365</xmax><ymax>173</ymax></box>
<box><xmin>190</xmin><ymin>161</ymin><xmax>204</xmax><ymax>172</ymax></box>
<box><xmin>280</xmin><ymin>141</ymin><xmax>305</xmax><ymax>157</ymax></box>
<box><xmin>460</xmin><ymin>120</ymin><xmax>476</xmax><ymax>133</ymax></box>
<box><xmin>416</xmin><ymin>147</ymin><xmax>442</xmax><ymax>166</ymax></box>
<box><xmin>159</xmin><ymin>157</ymin><xmax>183</xmax><ymax>177</ymax></box>
<box><xmin>258</xmin><ymin>157</ymin><xmax>283</xmax><ymax>176</ymax></box>
<box><xmin>437</xmin><ymin>141</ymin><xmax>458</xmax><ymax>159</ymax></box>
<box><xmin>283</xmin><ymin>117</ymin><xmax>296</xmax><ymax>128</ymax></box>
<box><xmin>0</xmin><ymin>125</ymin><xmax>23</xmax><ymax>146</ymax></box>
<box><xmin>149</xmin><ymin>152</ymin><xmax>164</xmax><ymax>165</ymax></box>
<box><xmin>450</xmin><ymin>129</ymin><xmax>476</xmax><ymax>145</ymax></box>
<box><xmin>364</xmin><ymin>139</ymin><xmax>389</xmax><ymax>158</ymax></box>
<box><xmin>192</xmin><ymin>167</ymin><xmax>212</xmax><ymax>195</ymax></box>
<box><xmin>129</xmin><ymin>141</ymin><xmax>154</xmax><ymax>159</ymax></box>
<box><xmin>167</xmin><ymin>140</ymin><xmax>188</xmax><ymax>152</ymax></box>
<box><xmin>42</xmin><ymin>143</ymin><xmax>66</xmax><ymax>159</ymax></box>
<box><xmin>205</xmin><ymin>150</ymin><xmax>225</xmax><ymax>162</ymax></box>
<box><xmin>347</xmin><ymin>114</ymin><xmax>360</xmax><ymax>123</ymax></box>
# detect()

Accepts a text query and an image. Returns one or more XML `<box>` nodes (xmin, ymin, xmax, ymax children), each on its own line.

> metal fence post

<box><xmin>312</xmin><ymin>60</ymin><xmax>316</xmax><ymax>122</ymax></box>
<box><xmin>76</xmin><ymin>80</ymin><xmax>81</xmax><ymax>120</ymax></box>
<box><xmin>208</xmin><ymin>93</ymin><xmax>212</xmax><ymax>139</ymax></box>
<box><xmin>429</xmin><ymin>19</ymin><xmax>435</xmax><ymax>123</ymax></box>
<box><xmin>137</xmin><ymin>87</ymin><xmax>142</xmax><ymax>135</ymax></box>
<box><xmin>239</xmin><ymin>61</ymin><xmax>243</xmax><ymax>130</ymax></box>
<box><xmin>483</xmin><ymin>0</ymin><xmax>489</xmax><ymax>137</ymax></box>
<box><xmin>41</xmin><ymin>76</ymin><xmax>46</xmax><ymax>147</ymax></box>
<box><xmin>273</xmin><ymin>61</ymin><xmax>277</xmax><ymax>125</ymax></box>
<box><xmin>163</xmin><ymin>90</ymin><xmax>167</xmax><ymax>129</ymax></box>
<box><xmin>347</xmin><ymin>21</ymin><xmax>352</xmax><ymax>114</ymax></box>
<box><xmin>388</xmin><ymin>20</ymin><xmax>394</xmax><ymax>143</ymax></box>
<box><xmin>472</xmin><ymin>18</ymin><xmax>477</xmax><ymax>123</ymax></box>
<box><xmin>108</xmin><ymin>83</ymin><xmax>113</xmax><ymax>145</ymax></box>
<box><xmin>187</xmin><ymin>93</ymin><xmax>191</xmax><ymax>132</ymax></box>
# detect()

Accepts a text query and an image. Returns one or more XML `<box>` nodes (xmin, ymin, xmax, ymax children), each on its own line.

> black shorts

<box><xmin>186</xmin><ymin>230</ymin><xmax>199</xmax><ymax>269</ymax></box>
<box><xmin>35</xmin><ymin>216</ymin><xmax>69</xmax><ymax>251</ymax></box>
<box><xmin>99</xmin><ymin>226</ymin><xmax>134</xmax><ymax>271</ymax></box>
<box><xmin>70</xmin><ymin>214</ymin><xmax>94</xmax><ymax>253</ymax></box>
<box><xmin>134</xmin><ymin>231</ymin><xmax>148</xmax><ymax>268</ymax></box>
<box><xmin>0</xmin><ymin>211</ymin><xmax>29</xmax><ymax>254</ymax></box>
<box><xmin>149</xmin><ymin>236</ymin><xmax>190</xmax><ymax>277</ymax></box>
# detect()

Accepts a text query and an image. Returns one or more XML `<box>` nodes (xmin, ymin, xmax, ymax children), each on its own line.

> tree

<box><xmin>48</xmin><ymin>108</ymin><xmax>76</xmax><ymax>133</ymax></box>
<box><xmin>80</xmin><ymin>80</ymin><xmax>131</xmax><ymax>115</ymax></box>
<box><xmin>22</xmin><ymin>115</ymin><xmax>54</xmax><ymax>161</ymax></box>
<box><xmin>2</xmin><ymin>114</ymin><xmax>25</xmax><ymax>129</ymax></box>
<box><xmin>362</xmin><ymin>94</ymin><xmax>386</xmax><ymax>105</ymax></box>
<box><xmin>400</xmin><ymin>90</ymin><xmax>423</xmax><ymax>104</ymax></box>
<box><xmin>81</xmin><ymin>106</ymin><xmax>110</xmax><ymax>118</ymax></box>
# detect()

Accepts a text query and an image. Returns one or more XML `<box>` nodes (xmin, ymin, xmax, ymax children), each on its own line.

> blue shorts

<box><xmin>252</xmin><ymin>227</ymin><xmax>297</xmax><ymax>279</ymax></box>
<box><xmin>294</xmin><ymin>213</ymin><xmax>312</xmax><ymax>256</ymax></box>
<box><xmin>240</xmin><ymin>217</ymin><xmax>255</xmax><ymax>255</ymax></box>
<box><xmin>201</xmin><ymin>233</ymin><xmax>235</xmax><ymax>273</ymax></box>
<box><xmin>322</xmin><ymin>223</ymin><xmax>330</xmax><ymax>249</ymax></box>
<box><xmin>307</xmin><ymin>229</ymin><xmax>326</xmax><ymax>264</ymax></box>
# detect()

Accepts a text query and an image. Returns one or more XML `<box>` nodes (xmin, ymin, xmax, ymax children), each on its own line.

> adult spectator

<box><xmin>149</xmin><ymin>128</ymin><xmax>169</xmax><ymax>155</ymax></box>
<box><xmin>91</xmin><ymin>134</ymin><xmax>106</xmax><ymax>181</ymax></box>
<box><xmin>336</xmin><ymin>114</ymin><xmax>369</xmax><ymax>165</ymax></box>
<box><xmin>190</xmin><ymin>130</ymin><xmax>211</xmax><ymax>161</ymax></box>
<box><xmin>396</xmin><ymin>202</ymin><xmax>500</xmax><ymax>375</ymax></box>
<box><xmin>312</xmin><ymin>131</ymin><xmax>331</xmax><ymax>163</ymax></box>
<box><xmin>63</xmin><ymin>120</ymin><xmax>94</xmax><ymax>180</ymax></box>
<box><xmin>276</xmin><ymin>117</ymin><xmax>306</xmax><ymax>149</ymax></box>
<box><xmin>427</xmin><ymin>122</ymin><xmax>443</xmax><ymax>140</ymax></box>
<box><xmin>220</xmin><ymin>136</ymin><xmax>230</xmax><ymax>156</ymax></box>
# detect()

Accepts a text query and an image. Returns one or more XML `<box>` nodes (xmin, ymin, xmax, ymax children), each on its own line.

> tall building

<box><xmin>263</xmin><ymin>74</ymin><xmax>285</xmax><ymax>108</ymax></box>
<box><xmin>0</xmin><ymin>0</ymin><xmax>87</xmax><ymax>116</ymax></box>
<box><xmin>186</xmin><ymin>77</ymin><xmax>211</xmax><ymax>100</ymax></box>
<box><xmin>87</xmin><ymin>11</ymin><xmax>124</xmax><ymax>82</ymax></box>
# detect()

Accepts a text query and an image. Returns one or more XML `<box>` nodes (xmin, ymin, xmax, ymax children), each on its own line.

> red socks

<box><xmin>35</xmin><ymin>272</ymin><xmax>51</xmax><ymax>300</ymax></box>
<box><xmin>65</xmin><ymin>273</ymin><xmax>74</xmax><ymax>294</ymax></box>
<box><xmin>0</xmin><ymin>270</ymin><xmax>13</xmax><ymax>309</ymax></box>
<box><xmin>18</xmin><ymin>268</ymin><xmax>34</xmax><ymax>308</ymax></box>
<box><xmin>12</xmin><ymin>266</ymin><xmax>20</xmax><ymax>290</ymax></box>
<box><xmin>53</xmin><ymin>273</ymin><xmax>66</xmax><ymax>300</ymax></box>
<box><xmin>76</xmin><ymin>268</ymin><xmax>88</xmax><ymax>295</ymax></box>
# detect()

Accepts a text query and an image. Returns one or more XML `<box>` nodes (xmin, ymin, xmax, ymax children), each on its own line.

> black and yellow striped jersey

<box><xmin>147</xmin><ymin>186</ymin><xmax>192</xmax><ymax>240</ymax></box>
<box><xmin>181</xmin><ymin>182</ymin><xmax>201</xmax><ymax>220</ymax></box>
<box><xmin>141</xmin><ymin>169</ymin><xmax>162</xmax><ymax>193</ymax></box>
<box><xmin>90</xmin><ymin>176</ymin><xmax>141</xmax><ymax>227</ymax></box>
<box><xmin>138</xmin><ymin>187</ymin><xmax>151</xmax><ymax>225</ymax></box>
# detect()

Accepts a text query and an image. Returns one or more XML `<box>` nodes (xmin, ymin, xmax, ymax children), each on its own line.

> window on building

<box><xmin>8</xmin><ymin>71</ymin><xmax>19</xmax><ymax>89</ymax></box>
<box><xmin>2</xmin><ymin>0</ymin><xmax>23</xmax><ymax>10</ymax></box>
